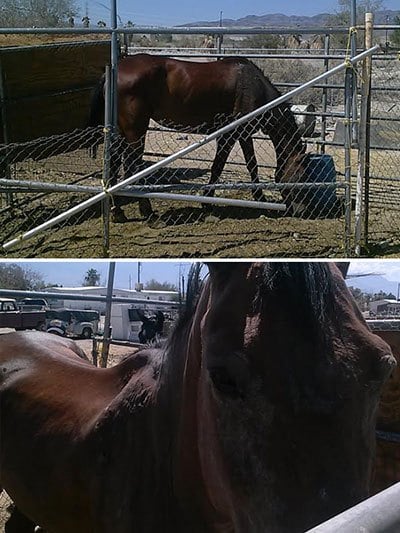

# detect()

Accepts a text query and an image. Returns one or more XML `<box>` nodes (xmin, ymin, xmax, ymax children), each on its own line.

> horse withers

<box><xmin>88</xmin><ymin>54</ymin><xmax>314</xmax><ymax>222</ymax></box>
<box><xmin>0</xmin><ymin>263</ymin><xmax>395</xmax><ymax>532</ymax></box>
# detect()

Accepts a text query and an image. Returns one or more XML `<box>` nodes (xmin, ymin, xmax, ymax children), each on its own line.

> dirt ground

<box><xmin>0</xmin><ymin>140</ymin><xmax>361</xmax><ymax>259</ymax></box>
<box><xmin>76</xmin><ymin>338</ymin><xmax>139</xmax><ymax>366</ymax></box>
<box><xmin>2</xmin><ymin>189</ymin><xmax>400</xmax><ymax>259</ymax></box>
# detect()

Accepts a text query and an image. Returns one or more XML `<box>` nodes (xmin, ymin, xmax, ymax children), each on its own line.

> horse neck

<box><xmin>264</xmin><ymin>105</ymin><xmax>305</xmax><ymax>182</ymax></box>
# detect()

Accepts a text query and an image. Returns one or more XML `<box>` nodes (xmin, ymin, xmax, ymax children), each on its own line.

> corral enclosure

<box><xmin>0</xmin><ymin>25</ymin><xmax>399</xmax><ymax>258</ymax></box>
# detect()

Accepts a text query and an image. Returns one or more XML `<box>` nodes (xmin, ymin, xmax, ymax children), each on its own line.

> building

<box><xmin>369</xmin><ymin>299</ymin><xmax>400</xmax><ymax>317</ymax></box>
<box><xmin>43</xmin><ymin>286</ymin><xmax>179</xmax><ymax>314</ymax></box>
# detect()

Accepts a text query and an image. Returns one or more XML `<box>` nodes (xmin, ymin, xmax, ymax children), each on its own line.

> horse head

<box><xmin>188</xmin><ymin>262</ymin><xmax>395</xmax><ymax>532</ymax></box>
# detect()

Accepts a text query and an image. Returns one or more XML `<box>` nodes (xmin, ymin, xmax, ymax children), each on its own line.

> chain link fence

<box><xmin>0</xmin><ymin>26</ymin><xmax>398</xmax><ymax>258</ymax></box>
<box><xmin>0</xmin><ymin>33</ymin><xmax>355</xmax><ymax>258</ymax></box>
<box><xmin>364</xmin><ymin>53</ymin><xmax>400</xmax><ymax>256</ymax></box>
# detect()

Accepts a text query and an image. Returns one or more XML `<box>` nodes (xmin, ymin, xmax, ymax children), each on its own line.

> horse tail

<box><xmin>86</xmin><ymin>74</ymin><xmax>106</xmax><ymax>158</ymax></box>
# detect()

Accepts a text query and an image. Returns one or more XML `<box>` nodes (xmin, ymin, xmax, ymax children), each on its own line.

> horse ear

<box><xmin>335</xmin><ymin>262</ymin><xmax>350</xmax><ymax>279</ymax></box>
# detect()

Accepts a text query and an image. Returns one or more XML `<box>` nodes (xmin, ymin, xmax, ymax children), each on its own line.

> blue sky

<box><xmin>4</xmin><ymin>260</ymin><xmax>400</xmax><ymax>295</ymax></box>
<box><xmin>15</xmin><ymin>260</ymin><xmax>192</xmax><ymax>289</ymax></box>
<box><xmin>80</xmin><ymin>1</ymin><xmax>399</xmax><ymax>27</ymax></box>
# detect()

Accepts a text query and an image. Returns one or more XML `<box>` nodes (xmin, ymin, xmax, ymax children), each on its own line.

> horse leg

<box><xmin>120</xmin><ymin>99</ymin><xmax>153</xmax><ymax>219</ymax></box>
<box><xmin>123</xmin><ymin>134</ymin><xmax>153</xmax><ymax>219</ymax></box>
<box><xmin>204</xmin><ymin>133</ymin><xmax>237</xmax><ymax>206</ymax></box>
<box><xmin>107</xmin><ymin>138</ymin><xmax>128</xmax><ymax>223</ymax></box>
<box><xmin>238</xmin><ymin>136</ymin><xmax>266</xmax><ymax>202</ymax></box>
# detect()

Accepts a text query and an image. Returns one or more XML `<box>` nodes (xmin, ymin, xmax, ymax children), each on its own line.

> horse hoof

<box><xmin>254</xmin><ymin>193</ymin><xmax>266</xmax><ymax>203</ymax></box>
<box><xmin>111</xmin><ymin>207</ymin><xmax>128</xmax><ymax>223</ymax></box>
<box><xmin>202</xmin><ymin>203</ymin><xmax>214</xmax><ymax>213</ymax></box>
<box><xmin>139</xmin><ymin>200</ymin><xmax>153</xmax><ymax>219</ymax></box>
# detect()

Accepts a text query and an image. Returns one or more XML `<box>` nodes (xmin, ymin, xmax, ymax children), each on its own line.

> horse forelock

<box><xmin>254</xmin><ymin>262</ymin><xmax>338</xmax><ymax>345</ymax></box>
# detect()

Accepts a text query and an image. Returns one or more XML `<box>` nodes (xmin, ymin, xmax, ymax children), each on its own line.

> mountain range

<box><xmin>182</xmin><ymin>10</ymin><xmax>400</xmax><ymax>28</ymax></box>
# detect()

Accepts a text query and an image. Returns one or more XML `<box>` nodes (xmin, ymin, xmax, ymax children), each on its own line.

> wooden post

<box><xmin>355</xmin><ymin>12</ymin><xmax>373</xmax><ymax>256</ymax></box>
<box><xmin>344</xmin><ymin>65</ymin><xmax>353</xmax><ymax>256</ymax></box>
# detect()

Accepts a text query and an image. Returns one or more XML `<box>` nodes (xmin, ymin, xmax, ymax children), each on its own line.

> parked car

<box><xmin>18</xmin><ymin>298</ymin><xmax>49</xmax><ymax>311</ymax></box>
<box><xmin>0</xmin><ymin>298</ymin><xmax>46</xmax><ymax>331</ymax></box>
<box><xmin>45</xmin><ymin>309</ymin><xmax>100</xmax><ymax>339</ymax></box>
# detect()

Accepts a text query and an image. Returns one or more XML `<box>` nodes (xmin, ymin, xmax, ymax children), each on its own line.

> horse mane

<box><xmin>233</xmin><ymin>58</ymin><xmax>305</xmax><ymax>156</ymax></box>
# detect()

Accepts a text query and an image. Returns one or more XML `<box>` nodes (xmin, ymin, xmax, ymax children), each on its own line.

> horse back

<box><xmin>117</xmin><ymin>54</ymin><xmax>271</xmax><ymax>127</ymax></box>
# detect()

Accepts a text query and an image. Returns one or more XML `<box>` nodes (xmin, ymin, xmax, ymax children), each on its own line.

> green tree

<box><xmin>329</xmin><ymin>0</ymin><xmax>384</xmax><ymax>25</ymax></box>
<box><xmin>1</xmin><ymin>0</ymin><xmax>78</xmax><ymax>28</ymax></box>
<box><xmin>144</xmin><ymin>279</ymin><xmax>177</xmax><ymax>292</ymax></box>
<box><xmin>0</xmin><ymin>264</ymin><xmax>46</xmax><ymax>290</ymax></box>
<box><xmin>348</xmin><ymin>286</ymin><xmax>397</xmax><ymax>311</ymax></box>
<box><xmin>83</xmin><ymin>269</ymin><xmax>101</xmax><ymax>287</ymax></box>
<box><xmin>390</xmin><ymin>16</ymin><xmax>400</xmax><ymax>46</ymax></box>
<box><xmin>327</xmin><ymin>0</ymin><xmax>384</xmax><ymax>47</ymax></box>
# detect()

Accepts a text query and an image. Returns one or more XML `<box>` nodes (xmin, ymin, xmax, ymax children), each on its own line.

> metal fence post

<box><xmin>355</xmin><ymin>12</ymin><xmax>373</xmax><ymax>255</ymax></box>
<box><xmin>100</xmin><ymin>261</ymin><xmax>115</xmax><ymax>368</ymax></box>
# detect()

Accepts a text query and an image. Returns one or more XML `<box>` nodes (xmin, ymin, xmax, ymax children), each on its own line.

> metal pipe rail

<box><xmin>306</xmin><ymin>482</ymin><xmax>400</xmax><ymax>532</ymax></box>
<box><xmin>0</xmin><ymin>26</ymin><xmax>351</xmax><ymax>35</ymax></box>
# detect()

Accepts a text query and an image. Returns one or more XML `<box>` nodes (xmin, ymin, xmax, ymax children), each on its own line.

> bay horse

<box><xmin>88</xmin><ymin>54</ymin><xmax>311</xmax><ymax>221</ymax></box>
<box><xmin>0</xmin><ymin>262</ymin><xmax>396</xmax><ymax>533</ymax></box>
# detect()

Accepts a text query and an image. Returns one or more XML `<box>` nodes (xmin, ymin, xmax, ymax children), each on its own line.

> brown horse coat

<box><xmin>0</xmin><ymin>263</ymin><xmax>396</xmax><ymax>532</ymax></box>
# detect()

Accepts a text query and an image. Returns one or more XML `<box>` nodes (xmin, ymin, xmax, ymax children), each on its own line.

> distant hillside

<box><xmin>181</xmin><ymin>10</ymin><xmax>400</xmax><ymax>28</ymax></box>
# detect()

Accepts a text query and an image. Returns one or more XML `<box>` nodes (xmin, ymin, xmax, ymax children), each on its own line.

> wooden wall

<box><xmin>0</xmin><ymin>40</ymin><xmax>110</xmax><ymax>144</ymax></box>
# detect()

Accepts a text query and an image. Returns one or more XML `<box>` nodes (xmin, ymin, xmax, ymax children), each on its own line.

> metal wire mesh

<box><xmin>365</xmin><ymin>54</ymin><xmax>400</xmax><ymax>255</ymax></box>
<box><xmin>0</xmin><ymin>30</ymin><xmax>394</xmax><ymax>258</ymax></box>
<box><xmin>0</xmin><ymin>51</ymin><xmax>352</xmax><ymax>258</ymax></box>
